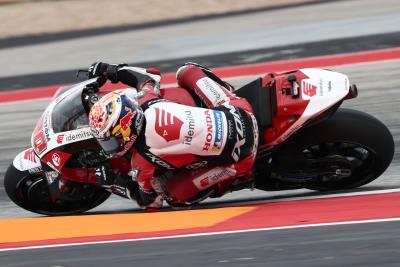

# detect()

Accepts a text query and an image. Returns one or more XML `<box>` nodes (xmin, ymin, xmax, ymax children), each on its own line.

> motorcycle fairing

<box><xmin>31</xmin><ymin>79</ymin><xmax>98</xmax><ymax>167</ymax></box>
<box><xmin>266</xmin><ymin>68</ymin><xmax>350</xmax><ymax>146</ymax></box>
<box><xmin>12</xmin><ymin>148</ymin><xmax>42</xmax><ymax>173</ymax></box>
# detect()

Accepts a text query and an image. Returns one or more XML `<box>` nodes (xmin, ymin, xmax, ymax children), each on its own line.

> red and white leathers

<box><xmin>120</xmin><ymin>63</ymin><xmax>258</xmax><ymax>206</ymax></box>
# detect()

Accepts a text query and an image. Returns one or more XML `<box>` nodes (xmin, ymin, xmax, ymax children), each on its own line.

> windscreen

<box><xmin>52</xmin><ymin>87</ymin><xmax>89</xmax><ymax>133</ymax></box>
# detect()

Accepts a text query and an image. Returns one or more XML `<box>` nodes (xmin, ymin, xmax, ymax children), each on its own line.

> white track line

<box><xmin>244</xmin><ymin>188</ymin><xmax>400</xmax><ymax>204</ymax></box>
<box><xmin>1</xmin><ymin>217</ymin><xmax>400</xmax><ymax>252</ymax></box>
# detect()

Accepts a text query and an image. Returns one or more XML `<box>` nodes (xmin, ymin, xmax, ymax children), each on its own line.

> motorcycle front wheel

<box><xmin>4</xmin><ymin>164</ymin><xmax>111</xmax><ymax>216</ymax></box>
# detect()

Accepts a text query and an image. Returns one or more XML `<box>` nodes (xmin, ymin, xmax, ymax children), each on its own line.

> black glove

<box><xmin>126</xmin><ymin>182</ymin><xmax>159</xmax><ymax>206</ymax></box>
<box><xmin>88</xmin><ymin>62</ymin><xmax>109</xmax><ymax>79</ymax></box>
<box><xmin>88</xmin><ymin>62</ymin><xmax>127</xmax><ymax>83</ymax></box>
<box><xmin>94</xmin><ymin>163</ymin><xmax>115</xmax><ymax>185</ymax></box>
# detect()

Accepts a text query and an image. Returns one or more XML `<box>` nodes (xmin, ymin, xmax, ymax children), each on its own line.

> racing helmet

<box><xmin>88</xmin><ymin>89</ymin><xmax>144</xmax><ymax>157</ymax></box>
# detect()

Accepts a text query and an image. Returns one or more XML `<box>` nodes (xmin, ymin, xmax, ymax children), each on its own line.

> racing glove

<box><xmin>88</xmin><ymin>62</ymin><xmax>127</xmax><ymax>83</ymax></box>
<box><xmin>94</xmin><ymin>163</ymin><xmax>132</xmax><ymax>198</ymax></box>
<box><xmin>127</xmin><ymin>183</ymin><xmax>163</xmax><ymax>209</ymax></box>
<box><xmin>88</xmin><ymin>62</ymin><xmax>161</xmax><ymax>93</ymax></box>
<box><xmin>94</xmin><ymin>163</ymin><xmax>114</xmax><ymax>185</ymax></box>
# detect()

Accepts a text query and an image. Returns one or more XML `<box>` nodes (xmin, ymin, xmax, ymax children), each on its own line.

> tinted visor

<box><xmin>98</xmin><ymin>136</ymin><xmax>124</xmax><ymax>156</ymax></box>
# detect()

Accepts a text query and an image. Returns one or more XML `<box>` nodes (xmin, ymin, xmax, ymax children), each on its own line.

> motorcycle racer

<box><xmin>88</xmin><ymin>62</ymin><xmax>258</xmax><ymax>209</ymax></box>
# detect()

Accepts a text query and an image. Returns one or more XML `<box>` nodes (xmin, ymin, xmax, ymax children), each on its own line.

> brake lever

<box><xmin>76</xmin><ymin>69</ymin><xmax>89</xmax><ymax>78</ymax></box>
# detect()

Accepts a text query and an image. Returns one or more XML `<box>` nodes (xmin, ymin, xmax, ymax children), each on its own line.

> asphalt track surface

<box><xmin>0</xmin><ymin>0</ymin><xmax>400</xmax><ymax>266</ymax></box>
<box><xmin>2</xmin><ymin>220</ymin><xmax>400</xmax><ymax>267</ymax></box>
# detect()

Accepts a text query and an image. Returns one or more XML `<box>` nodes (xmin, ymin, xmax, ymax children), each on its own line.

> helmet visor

<box><xmin>98</xmin><ymin>136</ymin><xmax>124</xmax><ymax>156</ymax></box>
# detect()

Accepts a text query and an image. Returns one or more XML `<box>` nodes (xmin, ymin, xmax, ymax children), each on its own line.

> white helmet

<box><xmin>89</xmin><ymin>89</ymin><xmax>143</xmax><ymax>156</ymax></box>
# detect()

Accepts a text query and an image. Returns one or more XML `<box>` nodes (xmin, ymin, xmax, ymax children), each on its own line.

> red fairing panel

<box><xmin>42</xmin><ymin>150</ymin><xmax>72</xmax><ymax>173</ymax></box>
<box><xmin>261</xmin><ymin>70</ymin><xmax>310</xmax><ymax>146</ymax></box>
<box><xmin>261</xmin><ymin>68</ymin><xmax>350</xmax><ymax>147</ymax></box>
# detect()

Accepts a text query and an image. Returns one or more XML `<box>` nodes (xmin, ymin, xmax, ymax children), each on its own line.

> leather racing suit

<box><xmin>98</xmin><ymin>63</ymin><xmax>258</xmax><ymax>207</ymax></box>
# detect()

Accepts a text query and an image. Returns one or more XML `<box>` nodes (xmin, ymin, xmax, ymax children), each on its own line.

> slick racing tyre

<box><xmin>274</xmin><ymin>108</ymin><xmax>394</xmax><ymax>191</ymax></box>
<box><xmin>4</xmin><ymin>164</ymin><xmax>111</xmax><ymax>216</ymax></box>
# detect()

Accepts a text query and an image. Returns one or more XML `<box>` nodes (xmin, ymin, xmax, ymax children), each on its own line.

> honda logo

<box><xmin>154</xmin><ymin>108</ymin><xmax>183</xmax><ymax>142</ymax></box>
<box><xmin>302</xmin><ymin>80</ymin><xmax>317</xmax><ymax>97</ymax></box>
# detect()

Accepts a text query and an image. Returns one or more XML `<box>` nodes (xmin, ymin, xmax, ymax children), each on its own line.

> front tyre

<box><xmin>274</xmin><ymin>108</ymin><xmax>394</xmax><ymax>191</ymax></box>
<box><xmin>4</xmin><ymin>164</ymin><xmax>111</xmax><ymax>216</ymax></box>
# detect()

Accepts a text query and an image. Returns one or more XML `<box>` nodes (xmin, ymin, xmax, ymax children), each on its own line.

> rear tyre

<box><xmin>4</xmin><ymin>164</ymin><xmax>111</xmax><ymax>215</ymax></box>
<box><xmin>273</xmin><ymin>108</ymin><xmax>394</xmax><ymax>191</ymax></box>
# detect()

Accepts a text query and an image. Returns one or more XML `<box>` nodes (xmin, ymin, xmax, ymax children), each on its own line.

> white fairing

<box><xmin>31</xmin><ymin>79</ymin><xmax>97</xmax><ymax>157</ymax></box>
<box><xmin>13</xmin><ymin>148</ymin><xmax>42</xmax><ymax>173</ymax></box>
<box><xmin>271</xmin><ymin>68</ymin><xmax>350</xmax><ymax>145</ymax></box>
<box><xmin>300</xmin><ymin>68</ymin><xmax>349</xmax><ymax>106</ymax></box>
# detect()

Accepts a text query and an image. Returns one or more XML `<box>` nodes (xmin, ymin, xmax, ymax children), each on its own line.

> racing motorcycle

<box><xmin>4</xmin><ymin>68</ymin><xmax>395</xmax><ymax>215</ymax></box>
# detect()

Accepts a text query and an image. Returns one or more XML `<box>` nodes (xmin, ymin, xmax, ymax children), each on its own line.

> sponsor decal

<box><xmin>212</xmin><ymin>111</ymin><xmax>224</xmax><ymax>152</ymax></box>
<box><xmin>145</xmin><ymin>152</ymin><xmax>175</xmax><ymax>170</ymax></box>
<box><xmin>318</xmin><ymin>78</ymin><xmax>324</xmax><ymax>96</ymax></box>
<box><xmin>193</xmin><ymin>167</ymin><xmax>236</xmax><ymax>190</ymax></box>
<box><xmin>203</xmin><ymin>110</ymin><xmax>214</xmax><ymax>151</ymax></box>
<box><xmin>186</xmin><ymin>160</ymin><xmax>208</xmax><ymax>170</ymax></box>
<box><xmin>302</xmin><ymin>80</ymin><xmax>317</xmax><ymax>97</ymax></box>
<box><xmin>117</xmin><ymin>135</ymin><xmax>137</xmax><ymax>156</ymax></box>
<box><xmin>227</xmin><ymin>105</ymin><xmax>246</xmax><ymax>162</ymax></box>
<box><xmin>28</xmin><ymin>167</ymin><xmax>42</xmax><ymax>174</ymax></box>
<box><xmin>111</xmin><ymin>107</ymin><xmax>136</xmax><ymax>141</ymax></box>
<box><xmin>227</xmin><ymin>120</ymin><xmax>234</xmax><ymax>139</ymax></box>
<box><xmin>250</xmin><ymin>114</ymin><xmax>259</xmax><ymax>161</ymax></box>
<box><xmin>105</xmin><ymin>101</ymin><xmax>114</xmax><ymax>115</ymax></box>
<box><xmin>196</xmin><ymin>77</ymin><xmax>228</xmax><ymax>106</ymax></box>
<box><xmin>62</xmin><ymin>130</ymin><xmax>92</xmax><ymax>143</ymax></box>
<box><xmin>154</xmin><ymin>107</ymin><xmax>183</xmax><ymax>142</ymax></box>
<box><xmin>23</xmin><ymin>149</ymin><xmax>37</xmax><ymax>163</ymax></box>
<box><xmin>57</xmin><ymin>134</ymin><xmax>64</xmax><ymax>144</ymax></box>
<box><xmin>120</xmin><ymin>109</ymin><xmax>135</xmax><ymax>131</ymax></box>
<box><xmin>52</xmin><ymin>153</ymin><xmax>61</xmax><ymax>167</ymax></box>
<box><xmin>203</xmin><ymin>79</ymin><xmax>222</xmax><ymax>100</ymax></box>
<box><xmin>328</xmin><ymin>81</ymin><xmax>332</xmax><ymax>92</ymax></box>
<box><xmin>43</xmin><ymin>111</ymin><xmax>51</xmax><ymax>142</ymax></box>
<box><xmin>183</xmin><ymin>110</ymin><xmax>195</xmax><ymax>145</ymax></box>
<box><xmin>33</xmin><ymin>131</ymin><xmax>47</xmax><ymax>154</ymax></box>
<box><xmin>45</xmin><ymin>170</ymin><xmax>59</xmax><ymax>184</ymax></box>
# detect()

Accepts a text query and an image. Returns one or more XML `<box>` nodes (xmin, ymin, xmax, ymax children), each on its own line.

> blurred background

<box><xmin>3</xmin><ymin>0</ymin><xmax>399</xmax><ymax>90</ymax></box>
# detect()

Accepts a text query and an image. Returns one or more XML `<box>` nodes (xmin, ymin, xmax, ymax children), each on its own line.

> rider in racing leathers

<box><xmin>88</xmin><ymin>62</ymin><xmax>258</xmax><ymax>209</ymax></box>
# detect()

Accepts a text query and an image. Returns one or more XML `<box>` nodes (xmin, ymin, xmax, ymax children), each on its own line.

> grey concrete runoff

<box><xmin>0</xmin><ymin>0</ymin><xmax>400</xmax><ymax>78</ymax></box>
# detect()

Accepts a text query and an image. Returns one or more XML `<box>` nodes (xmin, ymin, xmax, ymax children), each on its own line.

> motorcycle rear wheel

<box><xmin>4</xmin><ymin>164</ymin><xmax>111</xmax><ymax>216</ymax></box>
<box><xmin>273</xmin><ymin>108</ymin><xmax>394</xmax><ymax>191</ymax></box>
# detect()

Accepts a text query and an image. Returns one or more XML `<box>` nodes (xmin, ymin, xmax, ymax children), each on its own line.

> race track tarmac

<box><xmin>2</xmin><ymin>220</ymin><xmax>400</xmax><ymax>267</ymax></box>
